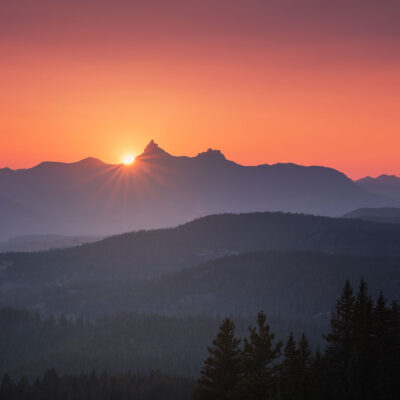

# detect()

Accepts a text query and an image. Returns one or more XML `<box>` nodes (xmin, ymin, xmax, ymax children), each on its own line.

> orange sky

<box><xmin>0</xmin><ymin>0</ymin><xmax>399</xmax><ymax>179</ymax></box>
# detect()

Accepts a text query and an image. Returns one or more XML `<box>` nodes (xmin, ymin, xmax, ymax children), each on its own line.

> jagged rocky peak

<box><xmin>196</xmin><ymin>148</ymin><xmax>226</xmax><ymax>161</ymax></box>
<box><xmin>140</xmin><ymin>140</ymin><xmax>171</xmax><ymax>157</ymax></box>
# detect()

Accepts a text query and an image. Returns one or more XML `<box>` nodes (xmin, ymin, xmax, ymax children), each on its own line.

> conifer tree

<box><xmin>193</xmin><ymin>318</ymin><xmax>242</xmax><ymax>400</ymax></box>
<box><xmin>308</xmin><ymin>348</ymin><xmax>326</xmax><ymax>400</ymax></box>
<box><xmin>349</xmin><ymin>278</ymin><xmax>375</xmax><ymax>399</ymax></box>
<box><xmin>279</xmin><ymin>333</ymin><xmax>298</xmax><ymax>400</ymax></box>
<box><xmin>296</xmin><ymin>333</ymin><xmax>312</xmax><ymax>399</ymax></box>
<box><xmin>238</xmin><ymin>311</ymin><xmax>282</xmax><ymax>400</ymax></box>
<box><xmin>324</xmin><ymin>279</ymin><xmax>355</xmax><ymax>357</ymax></box>
<box><xmin>372</xmin><ymin>299</ymin><xmax>400</xmax><ymax>400</ymax></box>
<box><xmin>323</xmin><ymin>279</ymin><xmax>355</xmax><ymax>399</ymax></box>
<box><xmin>280</xmin><ymin>333</ymin><xmax>312</xmax><ymax>400</ymax></box>
<box><xmin>372</xmin><ymin>291</ymin><xmax>392</xmax><ymax>398</ymax></box>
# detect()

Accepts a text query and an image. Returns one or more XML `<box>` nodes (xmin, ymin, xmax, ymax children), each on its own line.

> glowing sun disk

<box><xmin>123</xmin><ymin>155</ymin><xmax>135</xmax><ymax>165</ymax></box>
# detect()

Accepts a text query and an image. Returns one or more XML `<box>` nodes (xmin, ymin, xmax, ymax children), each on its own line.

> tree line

<box><xmin>0</xmin><ymin>307</ymin><xmax>316</xmax><ymax>379</ymax></box>
<box><xmin>0</xmin><ymin>278</ymin><xmax>398</xmax><ymax>399</ymax></box>
<box><xmin>194</xmin><ymin>279</ymin><xmax>399</xmax><ymax>400</ymax></box>
<box><xmin>0</xmin><ymin>370</ymin><xmax>195</xmax><ymax>400</ymax></box>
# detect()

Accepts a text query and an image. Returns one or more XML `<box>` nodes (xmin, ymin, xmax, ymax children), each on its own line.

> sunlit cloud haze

<box><xmin>1</xmin><ymin>0</ymin><xmax>399</xmax><ymax>178</ymax></box>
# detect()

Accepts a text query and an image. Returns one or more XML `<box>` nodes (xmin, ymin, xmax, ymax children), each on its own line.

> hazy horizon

<box><xmin>0</xmin><ymin>140</ymin><xmax>398</xmax><ymax>181</ymax></box>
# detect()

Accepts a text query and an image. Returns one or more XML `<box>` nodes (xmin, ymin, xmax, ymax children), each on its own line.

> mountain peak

<box><xmin>377</xmin><ymin>174</ymin><xmax>399</xmax><ymax>181</ymax></box>
<box><xmin>139</xmin><ymin>140</ymin><xmax>171</xmax><ymax>158</ymax></box>
<box><xmin>196</xmin><ymin>148</ymin><xmax>226</xmax><ymax>161</ymax></box>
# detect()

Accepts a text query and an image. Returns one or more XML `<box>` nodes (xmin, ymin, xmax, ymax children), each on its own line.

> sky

<box><xmin>0</xmin><ymin>0</ymin><xmax>399</xmax><ymax>179</ymax></box>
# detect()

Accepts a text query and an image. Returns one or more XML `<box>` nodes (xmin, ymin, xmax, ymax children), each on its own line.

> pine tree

<box><xmin>238</xmin><ymin>311</ymin><xmax>282</xmax><ymax>400</ymax></box>
<box><xmin>193</xmin><ymin>318</ymin><xmax>242</xmax><ymax>400</ymax></box>
<box><xmin>323</xmin><ymin>279</ymin><xmax>355</xmax><ymax>399</ymax></box>
<box><xmin>377</xmin><ymin>300</ymin><xmax>400</xmax><ymax>400</ymax></box>
<box><xmin>279</xmin><ymin>333</ymin><xmax>297</xmax><ymax>400</ymax></box>
<box><xmin>308</xmin><ymin>348</ymin><xmax>326</xmax><ymax>400</ymax></box>
<box><xmin>349</xmin><ymin>278</ymin><xmax>375</xmax><ymax>400</ymax></box>
<box><xmin>280</xmin><ymin>333</ymin><xmax>312</xmax><ymax>400</ymax></box>
<box><xmin>296</xmin><ymin>333</ymin><xmax>312</xmax><ymax>399</ymax></box>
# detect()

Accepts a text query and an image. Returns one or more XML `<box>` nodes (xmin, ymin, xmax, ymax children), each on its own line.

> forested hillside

<box><xmin>1</xmin><ymin>250</ymin><xmax>399</xmax><ymax>317</ymax></box>
<box><xmin>1</xmin><ymin>280</ymin><xmax>398</xmax><ymax>399</ymax></box>
<box><xmin>344</xmin><ymin>207</ymin><xmax>400</xmax><ymax>224</ymax></box>
<box><xmin>125</xmin><ymin>251</ymin><xmax>400</xmax><ymax>318</ymax></box>
<box><xmin>0</xmin><ymin>309</ymin><xmax>315</xmax><ymax>379</ymax></box>
<box><xmin>1</xmin><ymin>213</ymin><xmax>400</xmax><ymax>316</ymax></box>
<box><xmin>0</xmin><ymin>370</ymin><xmax>195</xmax><ymax>400</ymax></box>
<box><xmin>0</xmin><ymin>213</ymin><xmax>399</xmax><ymax>398</ymax></box>
<box><xmin>2</xmin><ymin>212</ymin><xmax>400</xmax><ymax>283</ymax></box>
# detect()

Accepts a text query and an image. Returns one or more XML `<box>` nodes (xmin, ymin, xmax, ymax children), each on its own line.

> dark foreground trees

<box><xmin>0</xmin><ymin>370</ymin><xmax>195</xmax><ymax>400</ymax></box>
<box><xmin>192</xmin><ymin>318</ymin><xmax>241</xmax><ymax>400</ymax></box>
<box><xmin>0</xmin><ymin>279</ymin><xmax>398</xmax><ymax>400</ymax></box>
<box><xmin>194</xmin><ymin>279</ymin><xmax>400</xmax><ymax>400</ymax></box>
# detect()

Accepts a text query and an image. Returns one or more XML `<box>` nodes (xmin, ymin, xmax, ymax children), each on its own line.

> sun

<box><xmin>123</xmin><ymin>155</ymin><xmax>135</xmax><ymax>165</ymax></box>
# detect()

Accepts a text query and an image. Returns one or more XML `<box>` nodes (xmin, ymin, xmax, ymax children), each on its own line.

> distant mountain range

<box><xmin>0</xmin><ymin>140</ymin><xmax>398</xmax><ymax>239</ymax></box>
<box><xmin>356</xmin><ymin>174</ymin><xmax>400</xmax><ymax>199</ymax></box>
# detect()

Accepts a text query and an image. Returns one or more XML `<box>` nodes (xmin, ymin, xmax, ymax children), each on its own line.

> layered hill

<box><xmin>0</xmin><ymin>141</ymin><xmax>393</xmax><ymax>239</ymax></box>
<box><xmin>1</xmin><ymin>212</ymin><xmax>400</xmax><ymax>316</ymax></box>
<box><xmin>344</xmin><ymin>207</ymin><xmax>400</xmax><ymax>224</ymax></box>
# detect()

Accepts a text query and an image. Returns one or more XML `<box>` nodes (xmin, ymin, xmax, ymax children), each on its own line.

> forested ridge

<box><xmin>0</xmin><ymin>309</ymin><xmax>316</xmax><ymax>379</ymax></box>
<box><xmin>0</xmin><ymin>213</ymin><xmax>399</xmax><ymax>398</ymax></box>
<box><xmin>0</xmin><ymin>370</ymin><xmax>195</xmax><ymax>400</ymax></box>
<box><xmin>2</xmin><ymin>212</ymin><xmax>400</xmax><ymax>284</ymax></box>
<box><xmin>1</xmin><ymin>250</ymin><xmax>399</xmax><ymax>317</ymax></box>
<box><xmin>0</xmin><ymin>279</ymin><xmax>398</xmax><ymax>399</ymax></box>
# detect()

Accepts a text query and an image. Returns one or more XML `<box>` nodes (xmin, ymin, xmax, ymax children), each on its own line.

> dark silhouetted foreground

<box><xmin>0</xmin><ymin>280</ymin><xmax>398</xmax><ymax>400</ymax></box>
<box><xmin>0</xmin><ymin>370</ymin><xmax>194</xmax><ymax>400</ymax></box>
<box><xmin>194</xmin><ymin>279</ymin><xmax>400</xmax><ymax>400</ymax></box>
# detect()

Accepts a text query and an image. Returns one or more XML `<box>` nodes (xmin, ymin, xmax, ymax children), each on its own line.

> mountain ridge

<box><xmin>1</xmin><ymin>211</ymin><xmax>400</xmax><ymax>316</ymax></box>
<box><xmin>0</xmin><ymin>141</ymin><xmax>397</xmax><ymax>239</ymax></box>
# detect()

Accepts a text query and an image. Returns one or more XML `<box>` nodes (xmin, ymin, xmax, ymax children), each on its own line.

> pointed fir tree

<box><xmin>324</xmin><ymin>279</ymin><xmax>355</xmax><ymax>358</ymax></box>
<box><xmin>280</xmin><ymin>333</ymin><xmax>312</xmax><ymax>400</ymax></box>
<box><xmin>308</xmin><ymin>348</ymin><xmax>327</xmax><ymax>400</ymax></box>
<box><xmin>296</xmin><ymin>333</ymin><xmax>312</xmax><ymax>400</ymax></box>
<box><xmin>372</xmin><ymin>291</ymin><xmax>394</xmax><ymax>399</ymax></box>
<box><xmin>238</xmin><ymin>311</ymin><xmax>282</xmax><ymax>400</ymax></box>
<box><xmin>193</xmin><ymin>318</ymin><xmax>242</xmax><ymax>400</ymax></box>
<box><xmin>348</xmin><ymin>278</ymin><xmax>375</xmax><ymax>400</ymax></box>
<box><xmin>279</xmin><ymin>333</ymin><xmax>298</xmax><ymax>400</ymax></box>
<box><xmin>323</xmin><ymin>279</ymin><xmax>355</xmax><ymax>398</ymax></box>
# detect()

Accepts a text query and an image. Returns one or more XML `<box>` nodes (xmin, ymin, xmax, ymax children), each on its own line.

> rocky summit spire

<box><xmin>139</xmin><ymin>140</ymin><xmax>171</xmax><ymax>158</ymax></box>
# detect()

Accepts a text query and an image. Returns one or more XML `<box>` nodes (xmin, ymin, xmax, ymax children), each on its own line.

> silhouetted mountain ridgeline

<box><xmin>0</xmin><ymin>141</ymin><xmax>396</xmax><ymax>239</ymax></box>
